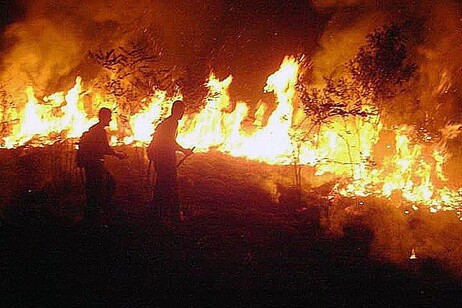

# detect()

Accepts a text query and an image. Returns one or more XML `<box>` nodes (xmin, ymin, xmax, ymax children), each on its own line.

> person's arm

<box><xmin>175</xmin><ymin>142</ymin><xmax>193</xmax><ymax>156</ymax></box>
<box><xmin>101</xmin><ymin>129</ymin><xmax>127</xmax><ymax>159</ymax></box>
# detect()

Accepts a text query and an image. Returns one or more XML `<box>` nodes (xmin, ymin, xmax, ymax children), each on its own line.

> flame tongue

<box><xmin>5</xmin><ymin>77</ymin><xmax>92</xmax><ymax>147</ymax></box>
<box><xmin>178</xmin><ymin>56</ymin><xmax>300</xmax><ymax>164</ymax></box>
<box><xmin>1</xmin><ymin>56</ymin><xmax>462</xmax><ymax>215</ymax></box>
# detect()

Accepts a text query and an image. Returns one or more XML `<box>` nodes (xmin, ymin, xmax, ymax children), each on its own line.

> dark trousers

<box><xmin>84</xmin><ymin>161</ymin><xmax>115</xmax><ymax>224</ymax></box>
<box><xmin>153</xmin><ymin>159</ymin><xmax>179</xmax><ymax>221</ymax></box>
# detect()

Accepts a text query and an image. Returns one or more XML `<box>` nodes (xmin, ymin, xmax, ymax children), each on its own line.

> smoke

<box><xmin>414</xmin><ymin>2</ymin><xmax>462</xmax><ymax>126</ymax></box>
<box><xmin>1</xmin><ymin>0</ymin><xmax>462</xmax><ymax>276</ymax></box>
<box><xmin>0</xmin><ymin>0</ymin><xmax>225</xmax><ymax>98</ymax></box>
<box><xmin>1</xmin><ymin>0</ymin><xmax>461</xmax><ymax>156</ymax></box>
<box><xmin>305</xmin><ymin>0</ymin><xmax>462</xmax><ymax>272</ymax></box>
<box><xmin>1</xmin><ymin>18</ymin><xmax>83</xmax><ymax>98</ymax></box>
<box><xmin>308</xmin><ymin>0</ymin><xmax>462</xmax><ymax>126</ymax></box>
<box><xmin>311</xmin><ymin>0</ymin><xmax>373</xmax><ymax>10</ymax></box>
<box><xmin>2</xmin><ymin>0</ymin><xmax>461</xmax><ymax>109</ymax></box>
<box><xmin>0</xmin><ymin>0</ymin><xmax>325</xmax><ymax>103</ymax></box>
<box><xmin>310</xmin><ymin>9</ymin><xmax>387</xmax><ymax>85</ymax></box>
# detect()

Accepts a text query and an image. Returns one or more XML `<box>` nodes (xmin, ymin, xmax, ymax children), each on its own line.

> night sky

<box><xmin>0</xmin><ymin>0</ymin><xmax>24</xmax><ymax>30</ymax></box>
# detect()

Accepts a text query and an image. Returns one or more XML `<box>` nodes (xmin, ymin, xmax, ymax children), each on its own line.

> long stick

<box><xmin>176</xmin><ymin>147</ymin><xmax>195</xmax><ymax>168</ymax></box>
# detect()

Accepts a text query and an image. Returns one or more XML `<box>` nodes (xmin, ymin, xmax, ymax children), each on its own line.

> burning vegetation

<box><xmin>1</xmin><ymin>0</ymin><xmax>462</xmax><ymax>282</ymax></box>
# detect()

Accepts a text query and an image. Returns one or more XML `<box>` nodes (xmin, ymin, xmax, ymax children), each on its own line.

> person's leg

<box><xmin>152</xmin><ymin>167</ymin><xmax>177</xmax><ymax>222</ymax></box>
<box><xmin>152</xmin><ymin>152</ymin><xmax>178</xmax><ymax>223</ymax></box>
<box><xmin>102</xmin><ymin>168</ymin><xmax>116</xmax><ymax>224</ymax></box>
<box><xmin>153</xmin><ymin>175</ymin><xmax>168</xmax><ymax>222</ymax></box>
<box><xmin>163</xmin><ymin>168</ymin><xmax>180</xmax><ymax>221</ymax></box>
<box><xmin>84</xmin><ymin>165</ymin><xmax>103</xmax><ymax>225</ymax></box>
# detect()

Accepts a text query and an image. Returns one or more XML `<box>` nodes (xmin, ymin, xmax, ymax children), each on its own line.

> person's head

<box><xmin>98</xmin><ymin>107</ymin><xmax>112</xmax><ymax>127</ymax></box>
<box><xmin>171</xmin><ymin>100</ymin><xmax>185</xmax><ymax>120</ymax></box>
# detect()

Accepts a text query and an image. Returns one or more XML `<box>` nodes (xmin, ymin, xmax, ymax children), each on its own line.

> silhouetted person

<box><xmin>79</xmin><ymin>107</ymin><xmax>127</xmax><ymax>226</ymax></box>
<box><xmin>150</xmin><ymin>100</ymin><xmax>193</xmax><ymax>222</ymax></box>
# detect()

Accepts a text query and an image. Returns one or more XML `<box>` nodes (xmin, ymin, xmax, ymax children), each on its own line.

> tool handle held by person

<box><xmin>176</xmin><ymin>147</ymin><xmax>195</xmax><ymax>167</ymax></box>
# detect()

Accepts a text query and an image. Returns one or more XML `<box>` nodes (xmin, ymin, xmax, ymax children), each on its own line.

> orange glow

<box><xmin>1</xmin><ymin>55</ymin><xmax>462</xmax><ymax>216</ymax></box>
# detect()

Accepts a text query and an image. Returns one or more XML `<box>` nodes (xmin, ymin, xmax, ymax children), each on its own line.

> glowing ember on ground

<box><xmin>410</xmin><ymin>249</ymin><xmax>417</xmax><ymax>260</ymax></box>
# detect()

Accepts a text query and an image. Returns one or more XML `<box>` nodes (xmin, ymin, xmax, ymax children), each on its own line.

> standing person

<box><xmin>149</xmin><ymin>100</ymin><xmax>193</xmax><ymax>223</ymax></box>
<box><xmin>77</xmin><ymin>107</ymin><xmax>127</xmax><ymax>226</ymax></box>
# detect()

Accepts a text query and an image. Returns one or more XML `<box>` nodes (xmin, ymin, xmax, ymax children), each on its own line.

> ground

<box><xmin>1</xmin><ymin>146</ymin><xmax>462</xmax><ymax>306</ymax></box>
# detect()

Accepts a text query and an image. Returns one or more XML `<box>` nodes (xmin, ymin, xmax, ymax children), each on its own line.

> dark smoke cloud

<box><xmin>0</xmin><ymin>0</ymin><xmax>25</xmax><ymax>29</ymax></box>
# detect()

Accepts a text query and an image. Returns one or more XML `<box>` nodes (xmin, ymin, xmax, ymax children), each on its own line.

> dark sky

<box><xmin>0</xmin><ymin>0</ymin><xmax>24</xmax><ymax>29</ymax></box>
<box><xmin>201</xmin><ymin>0</ymin><xmax>326</xmax><ymax>100</ymax></box>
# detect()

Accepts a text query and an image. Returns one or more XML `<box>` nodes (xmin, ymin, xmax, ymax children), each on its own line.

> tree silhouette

<box><xmin>349</xmin><ymin>23</ymin><xmax>417</xmax><ymax>107</ymax></box>
<box><xmin>293</xmin><ymin>23</ymin><xmax>417</xmax><ymax>183</ymax></box>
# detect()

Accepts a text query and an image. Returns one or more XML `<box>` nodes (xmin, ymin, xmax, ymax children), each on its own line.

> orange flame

<box><xmin>1</xmin><ymin>55</ymin><xmax>462</xmax><ymax>216</ymax></box>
